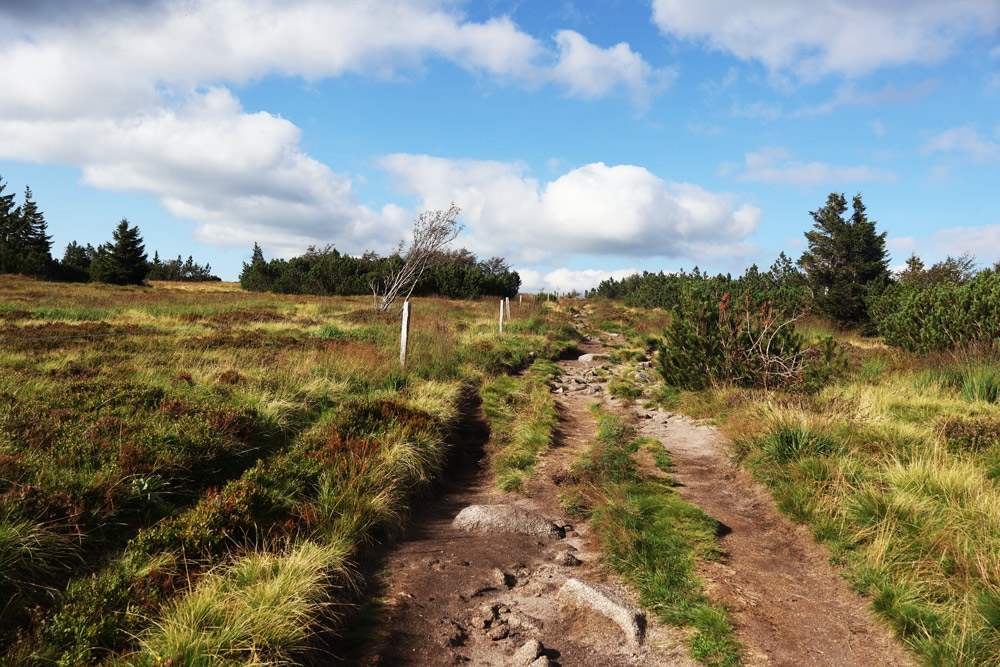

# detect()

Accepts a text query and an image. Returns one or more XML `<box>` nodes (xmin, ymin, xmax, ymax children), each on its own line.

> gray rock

<box><xmin>453</xmin><ymin>505</ymin><xmax>563</xmax><ymax>538</ymax></box>
<box><xmin>557</xmin><ymin>578</ymin><xmax>646</xmax><ymax>647</ymax></box>
<box><xmin>577</xmin><ymin>353</ymin><xmax>608</xmax><ymax>363</ymax></box>
<box><xmin>529</xmin><ymin>658</ymin><xmax>551</xmax><ymax>667</ymax></box>
<box><xmin>509</xmin><ymin>639</ymin><xmax>544</xmax><ymax>667</ymax></box>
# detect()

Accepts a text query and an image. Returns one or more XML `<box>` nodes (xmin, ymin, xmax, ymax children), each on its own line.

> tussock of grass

<box><xmin>137</xmin><ymin>540</ymin><xmax>349</xmax><ymax>666</ymax></box>
<box><xmin>568</xmin><ymin>408</ymin><xmax>740</xmax><ymax>666</ymax></box>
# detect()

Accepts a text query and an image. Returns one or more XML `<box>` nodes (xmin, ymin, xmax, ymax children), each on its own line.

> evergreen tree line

<box><xmin>592</xmin><ymin>191</ymin><xmax>1000</xmax><ymax>350</ymax></box>
<box><xmin>0</xmin><ymin>175</ymin><xmax>217</xmax><ymax>284</ymax></box>
<box><xmin>240</xmin><ymin>243</ymin><xmax>521</xmax><ymax>299</ymax></box>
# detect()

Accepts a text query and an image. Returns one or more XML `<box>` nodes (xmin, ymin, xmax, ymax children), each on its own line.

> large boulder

<box><xmin>452</xmin><ymin>505</ymin><xmax>563</xmax><ymax>538</ymax></box>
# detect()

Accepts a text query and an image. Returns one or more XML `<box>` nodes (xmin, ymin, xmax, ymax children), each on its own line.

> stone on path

<box><xmin>453</xmin><ymin>505</ymin><xmax>563</xmax><ymax>538</ymax></box>
<box><xmin>577</xmin><ymin>353</ymin><xmax>608</xmax><ymax>363</ymax></box>
<box><xmin>508</xmin><ymin>639</ymin><xmax>544</xmax><ymax>666</ymax></box>
<box><xmin>557</xmin><ymin>578</ymin><xmax>646</xmax><ymax>647</ymax></box>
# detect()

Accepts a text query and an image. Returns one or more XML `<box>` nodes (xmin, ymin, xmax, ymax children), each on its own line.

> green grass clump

<box><xmin>482</xmin><ymin>362</ymin><xmax>559</xmax><ymax>492</ymax></box>
<box><xmin>760</xmin><ymin>424</ymin><xmax>840</xmax><ymax>463</ymax></box>
<box><xmin>137</xmin><ymin>540</ymin><xmax>348</xmax><ymax>666</ymax></box>
<box><xmin>569</xmin><ymin>409</ymin><xmax>740</xmax><ymax>666</ymax></box>
<box><xmin>608</xmin><ymin>378</ymin><xmax>642</xmax><ymax>402</ymax></box>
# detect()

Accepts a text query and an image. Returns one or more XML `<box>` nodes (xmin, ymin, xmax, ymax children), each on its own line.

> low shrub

<box><xmin>657</xmin><ymin>292</ymin><xmax>840</xmax><ymax>391</ymax></box>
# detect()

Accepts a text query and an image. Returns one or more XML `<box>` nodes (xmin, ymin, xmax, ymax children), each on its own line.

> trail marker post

<box><xmin>399</xmin><ymin>300</ymin><xmax>411</xmax><ymax>367</ymax></box>
<box><xmin>499</xmin><ymin>299</ymin><xmax>504</xmax><ymax>334</ymax></box>
<box><xmin>519</xmin><ymin>294</ymin><xmax>522</xmax><ymax>308</ymax></box>
<box><xmin>505</xmin><ymin>297</ymin><xmax>511</xmax><ymax>321</ymax></box>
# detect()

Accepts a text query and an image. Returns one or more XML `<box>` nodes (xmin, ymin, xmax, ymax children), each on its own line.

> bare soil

<box><xmin>356</xmin><ymin>308</ymin><xmax>915</xmax><ymax>666</ymax></box>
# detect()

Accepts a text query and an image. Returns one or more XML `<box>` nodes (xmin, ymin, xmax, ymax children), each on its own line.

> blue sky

<box><xmin>1</xmin><ymin>0</ymin><xmax>998</xmax><ymax>291</ymax></box>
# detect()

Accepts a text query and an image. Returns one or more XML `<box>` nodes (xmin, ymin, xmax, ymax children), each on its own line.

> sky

<box><xmin>1</xmin><ymin>0</ymin><xmax>998</xmax><ymax>292</ymax></box>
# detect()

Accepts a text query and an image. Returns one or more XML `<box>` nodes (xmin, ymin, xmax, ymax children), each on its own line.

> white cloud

<box><xmin>921</xmin><ymin>125</ymin><xmax>1000</xmax><ymax>162</ymax></box>
<box><xmin>551</xmin><ymin>30</ymin><xmax>676</xmax><ymax>107</ymax></box>
<box><xmin>733</xmin><ymin>147</ymin><xmax>898</xmax><ymax>185</ymax></box>
<box><xmin>0</xmin><ymin>0</ymin><xmax>671</xmax><ymax>258</ymax></box>
<box><xmin>651</xmin><ymin>0</ymin><xmax>1000</xmax><ymax>79</ymax></box>
<box><xmin>0</xmin><ymin>88</ymin><xmax>407</xmax><ymax>257</ymax></box>
<box><xmin>889</xmin><ymin>227</ymin><xmax>1000</xmax><ymax>265</ymax></box>
<box><xmin>927</xmin><ymin>225</ymin><xmax>1000</xmax><ymax>261</ymax></box>
<box><xmin>517</xmin><ymin>267</ymin><xmax>640</xmax><ymax>294</ymax></box>
<box><xmin>0</xmin><ymin>0</ymin><xmax>667</xmax><ymax>122</ymax></box>
<box><xmin>377</xmin><ymin>155</ymin><xmax>761</xmax><ymax>262</ymax></box>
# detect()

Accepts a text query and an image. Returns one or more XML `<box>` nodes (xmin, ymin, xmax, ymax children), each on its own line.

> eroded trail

<box><xmin>358</xmin><ymin>334</ymin><xmax>692</xmax><ymax>666</ymax></box>
<box><xmin>358</xmin><ymin>306</ymin><xmax>914</xmax><ymax>666</ymax></box>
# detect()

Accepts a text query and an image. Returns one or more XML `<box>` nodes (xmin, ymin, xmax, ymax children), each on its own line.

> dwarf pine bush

<box><xmin>874</xmin><ymin>270</ymin><xmax>1000</xmax><ymax>352</ymax></box>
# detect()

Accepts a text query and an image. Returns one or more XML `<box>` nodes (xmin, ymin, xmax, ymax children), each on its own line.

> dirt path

<box><xmin>358</xmin><ymin>334</ymin><xmax>693</xmax><ymax>666</ymax></box>
<box><xmin>357</xmin><ymin>306</ymin><xmax>914</xmax><ymax>666</ymax></box>
<box><xmin>632</xmin><ymin>413</ymin><xmax>913</xmax><ymax>666</ymax></box>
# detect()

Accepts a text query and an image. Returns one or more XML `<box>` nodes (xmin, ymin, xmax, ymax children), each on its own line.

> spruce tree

<box><xmin>91</xmin><ymin>218</ymin><xmax>149</xmax><ymax>285</ymax></box>
<box><xmin>798</xmin><ymin>193</ymin><xmax>889</xmax><ymax>327</ymax></box>
<box><xmin>0</xmin><ymin>175</ymin><xmax>21</xmax><ymax>274</ymax></box>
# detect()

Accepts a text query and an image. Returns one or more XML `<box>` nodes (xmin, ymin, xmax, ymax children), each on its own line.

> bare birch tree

<box><xmin>371</xmin><ymin>203</ymin><xmax>463</xmax><ymax>311</ymax></box>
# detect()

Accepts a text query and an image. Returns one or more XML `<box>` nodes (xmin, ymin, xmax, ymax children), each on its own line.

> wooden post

<box><xmin>399</xmin><ymin>300</ymin><xmax>411</xmax><ymax>367</ymax></box>
<box><xmin>519</xmin><ymin>294</ymin><xmax>522</xmax><ymax>308</ymax></box>
<box><xmin>499</xmin><ymin>298</ymin><xmax>504</xmax><ymax>334</ymax></box>
<box><xmin>505</xmin><ymin>296</ymin><xmax>511</xmax><ymax>321</ymax></box>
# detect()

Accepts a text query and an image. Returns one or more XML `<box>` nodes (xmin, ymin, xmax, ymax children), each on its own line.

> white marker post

<box><xmin>505</xmin><ymin>296</ymin><xmax>511</xmax><ymax>321</ymax></box>
<box><xmin>499</xmin><ymin>298</ymin><xmax>504</xmax><ymax>334</ymax></box>
<box><xmin>519</xmin><ymin>294</ymin><xmax>522</xmax><ymax>308</ymax></box>
<box><xmin>399</xmin><ymin>300</ymin><xmax>411</xmax><ymax>367</ymax></box>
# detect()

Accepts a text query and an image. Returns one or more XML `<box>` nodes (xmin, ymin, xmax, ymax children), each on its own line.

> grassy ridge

<box><xmin>0</xmin><ymin>277</ymin><xmax>576</xmax><ymax>664</ymax></box>
<box><xmin>563</xmin><ymin>407</ymin><xmax>740</xmax><ymax>666</ymax></box>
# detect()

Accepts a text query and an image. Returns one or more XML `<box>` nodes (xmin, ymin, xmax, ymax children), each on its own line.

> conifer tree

<box><xmin>0</xmin><ymin>175</ymin><xmax>21</xmax><ymax>274</ymax></box>
<box><xmin>91</xmin><ymin>218</ymin><xmax>148</xmax><ymax>285</ymax></box>
<box><xmin>798</xmin><ymin>193</ymin><xmax>889</xmax><ymax>326</ymax></box>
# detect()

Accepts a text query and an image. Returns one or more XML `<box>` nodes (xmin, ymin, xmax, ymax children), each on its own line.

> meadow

<box><xmin>0</xmin><ymin>276</ymin><xmax>577</xmax><ymax>665</ymax></box>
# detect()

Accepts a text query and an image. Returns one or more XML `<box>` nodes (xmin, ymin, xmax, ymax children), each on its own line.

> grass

<box><xmin>566</xmin><ymin>408</ymin><xmax>741</xmax><ymax>666</ymax></box>
<box><xmin>712</xmin><ymin>341</ymin><xmax>1000</xmax><ymax>664</ymax></box>
<box><xmin>136</xmin><ymin>540</ymin><xmax>349</xmax><ymax>666</ymax></box>
<box><xmin>481</xmin><ymin>360</ymin><xmax>560</xmax><ymax>492</ymax></box>
<box><xmin>0</xmin><ymin>277</ymin><xmax>577</xmax><ymax>664</ymax></box>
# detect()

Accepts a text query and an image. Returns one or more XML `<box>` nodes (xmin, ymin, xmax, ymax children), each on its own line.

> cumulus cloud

<box><xmin>551</xmin><ymin>30</ymin><xmax>676</xmax><ymax>107</ymax></box>
<box><xmin>0</xmin><ymin>0</ymin><xmax>672</xmax><ymax>257</ymax></box>
<box><xmin>0</xmin><ymin>0</ymin><xmax>668</xmax><ymax>121</ymax></box>
<box><xmin>921</xmin><ymin>125</ymin><xmax>1000</xmax><ymax>162</ymax></box>
<box><xmin>0</xmin><ymin>88</ymin><xmax>407</xmax><ymax>257</ymax></box>
<box><xmin>377</xmin><ymin>155</ymin><xmax>761</xmax><ymax>262</ymax></box>
<box><xmin>651</xmin><ymin>0</ymin><xmax>1000</xmax><ymax>79</ymax></box>
<box><xmin>517</xmin><ymin>267</ymin><xmax>640</xmax><ymax>294</ymax></box>
<box><xmin>732</xmin><ymin>147</ymin><xmax>897</xmax><ymax>185</ymax></box>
